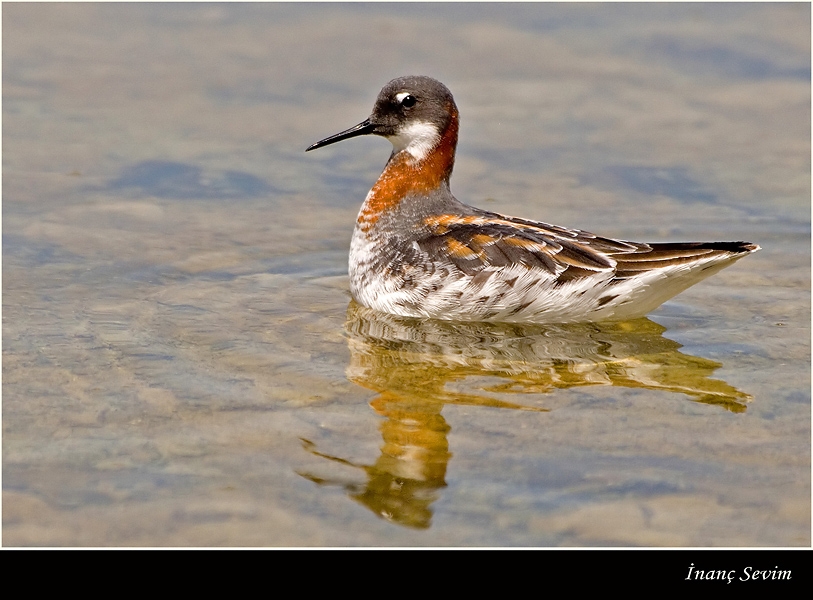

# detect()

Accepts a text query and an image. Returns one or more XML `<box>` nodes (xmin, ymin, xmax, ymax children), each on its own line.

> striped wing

<box><xmin>419</xmin><ymin>210</ymin><xmax>758</xmax><ymax>284</ymax></box>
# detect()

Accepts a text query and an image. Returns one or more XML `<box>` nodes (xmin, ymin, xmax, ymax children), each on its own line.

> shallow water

<box><xmin>3</xmin><ymin>3</ymin><xmax>809</xmax><ymax>546</ymax></box>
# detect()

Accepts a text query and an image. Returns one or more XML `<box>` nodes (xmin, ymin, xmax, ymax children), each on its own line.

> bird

<box><xmin>306</xmin><ymin>75</ymin><xmax>759</xmax><ymax>323</ymax></box>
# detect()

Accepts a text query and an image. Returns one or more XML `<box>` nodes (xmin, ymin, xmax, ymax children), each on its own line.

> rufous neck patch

<box><xmin>358</xmin><ymin>105</ymin><xmax>459</xmax><ymax>230</ymax></box>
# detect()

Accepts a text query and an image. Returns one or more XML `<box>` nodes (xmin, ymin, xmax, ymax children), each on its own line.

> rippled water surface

<box><xmin>3</xmin><ymin>3</ymin><xmax>809</xmax><ymax>546</ymax></box>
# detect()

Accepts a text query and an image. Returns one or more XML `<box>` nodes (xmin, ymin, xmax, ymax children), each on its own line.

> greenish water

<box><xmin>3</xmin><ymin>3</ymin><xmax>809</xmax><ymax>546</ymax></box>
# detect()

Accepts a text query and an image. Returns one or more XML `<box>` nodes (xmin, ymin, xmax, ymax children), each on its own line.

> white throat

<box><xmin>387</xmin><ymin>121</ymin><xmax>441</xmax><ymax>162</ymax></box>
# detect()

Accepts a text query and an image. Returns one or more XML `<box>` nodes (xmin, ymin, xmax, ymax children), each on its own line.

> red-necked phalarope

<box><xmin>306</xmin><ymin>75</ymin><xmax>759</xmax><ymax>323</ymax></box>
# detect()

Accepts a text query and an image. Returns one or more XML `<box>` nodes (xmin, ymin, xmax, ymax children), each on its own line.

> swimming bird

<box><xmin>306</xmin><ymin>76</ymin><xmax>759</xmax><ymax>323</ymax></box>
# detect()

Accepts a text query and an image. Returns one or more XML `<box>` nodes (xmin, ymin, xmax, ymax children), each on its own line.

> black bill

<box><xmin>306</xmin><ymin>119</ymin><xmax>376</xmax><ymax>152</ymax></box>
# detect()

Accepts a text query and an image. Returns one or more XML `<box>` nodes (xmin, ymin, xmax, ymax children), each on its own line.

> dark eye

<box><xmin>401</xmin><ymin>94</ymin><xmax>417</xmax><ymax>108</ymax></box>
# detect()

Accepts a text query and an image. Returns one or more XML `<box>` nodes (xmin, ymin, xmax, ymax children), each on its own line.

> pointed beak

<box><xmin>306</xmin><ymin>119</ymin><xmax>376</xmax><ymax>152</ymax></box>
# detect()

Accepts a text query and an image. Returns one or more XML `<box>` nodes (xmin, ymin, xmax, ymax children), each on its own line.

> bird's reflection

<box><xmin>298</xmin><ymin>302</ymin><xmax>752</xmax><ymax>529</ymax></box>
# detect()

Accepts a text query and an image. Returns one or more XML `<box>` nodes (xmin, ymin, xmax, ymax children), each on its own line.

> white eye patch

<box><xmin>395</xmin><ymin>92</ymin><xmax>411</xmax><ymax>104</ymax></box>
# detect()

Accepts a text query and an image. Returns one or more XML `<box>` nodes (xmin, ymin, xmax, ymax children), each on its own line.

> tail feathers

<box><xmin>612</xmin><ymin>241</ymin><xmax>759</xmax><ymax>279</ymax></box>
<box><xmin>600</xmin><ymin>241</ymin><xmax>759</xmax><ymax>320</ymax></box>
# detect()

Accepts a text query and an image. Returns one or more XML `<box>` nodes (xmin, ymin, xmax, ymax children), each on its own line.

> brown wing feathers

<box><xmin>611</xmin><ymin>241</ymin><xmax>757</xmax><ymax>279</ymax></box>
<box><xmin>419</xmin><ymin>215</ymin><xmax>615</xmax><ymax>276</ymax></box>
<box><xmin>421</xmin><ymin>213</ymin><xmax>757</xmax><ymax>283</ymax></box>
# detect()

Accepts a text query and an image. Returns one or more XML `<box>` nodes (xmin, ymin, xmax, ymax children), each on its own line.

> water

<box><xmin>3</xmin><ymin>3</ymin><xmax>809</xmax><ymax>546</ymax></box>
